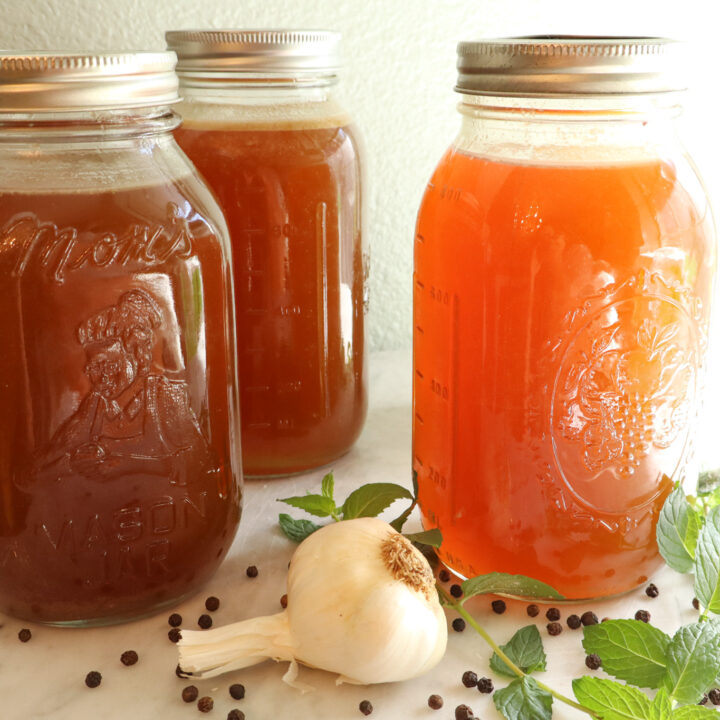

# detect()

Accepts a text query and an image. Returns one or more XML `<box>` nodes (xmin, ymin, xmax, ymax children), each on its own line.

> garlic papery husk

<box><xmin>178</xmin><ymin>517</ymin><xmax>447</xmax><ymax>687</ymax></box>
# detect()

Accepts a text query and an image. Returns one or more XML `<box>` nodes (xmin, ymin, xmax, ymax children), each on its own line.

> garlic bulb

<box><xmin>178</xmin><ymin>517</ymin><xmax>447</xmax><ymax>687</ymax></box>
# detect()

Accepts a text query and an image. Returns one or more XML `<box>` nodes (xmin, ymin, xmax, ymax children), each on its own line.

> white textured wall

<box><xmin>0</xmin><ymin>0</ymin><xmax>718</xmax><ymax>354</ymax></box>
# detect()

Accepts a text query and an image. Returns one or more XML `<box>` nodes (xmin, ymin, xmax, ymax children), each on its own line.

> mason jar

<box><xmin>0</xmin><ymin>52</ymin><xmax>242</xmax><ymax>625</ymax></box>
<box><xmin>413</xmin><ymin>37</ymin><xmax>715</xmax><ymax>600</ymax></box>
<box><xmin>166</xmin><ymin>30</ymin><xmax>367</xmax><ymax>477</ymax></box>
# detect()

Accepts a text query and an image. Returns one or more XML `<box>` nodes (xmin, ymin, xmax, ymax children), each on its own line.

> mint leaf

<box><xmin>657</xmin><ymin>485</ymin><xmax>702</xmax><ymax>573</ymax></box>
<box><xmin>572</xmin><ymin>676</ymin><xmax>651</xmax><ymax>720</ymax></box>
<box><xmin>389</xmin><ymin>503</ymin><xmax>415</xmax><ymax>533</ymax></box>
<box><xmin>694</xmin><ymin>506</ymin><xmax>720</xmax><ymax>614</ymax></box>
<box><xmin>320</xmin><ymin>472</ymin><xmax>335</xmax><ymax>501</ymax></box>
<box><xmin>493</xmin><ymin>676</ymin><xmax>553</xmax><ymax>720</ymax></box>
<box><xmin>462</xmin><ymin>572</ymin><xmax>564</xmax><ymax>600</ymax></box>
<box><xmin>649</xmin><ymin>688</ymin><xmax>672</xmax><ymax>720</ymax></box>
<box><xmin>278</xmin><ymin>513</ymin><xmax>321</xmax><ymax>543</ymax></box>
<box><xmin>582</xmin><ymin>619</ymin><xmax>670</xmax><ymax>688</ymax></box>
<box><xmin>404</xmin><ymin>528</ymin><xmax>442</xmax><ymax>547</ymax></box>
<box><xmin>341</xmin><ymin>483</ymin><xmax>413</xmax><ymax>520</ymax></box>
<box><xmin>672</xmin><ymin>706</ymin><xmax>720</xmax><ymax>720</ymax></box>
<box><xmin>662</xmin><ymin>621</ymin><xmax>720</xmax><ymax>705</ymax></box>
<box><xmin>490</xmin><ymin>625</ymin><xmax>547</xmax><ymax>678</ymax></box>
<box><xmin>278</xmin><ymin>493</ymin><xmax>337</xmax><ymax>518</ymax></box>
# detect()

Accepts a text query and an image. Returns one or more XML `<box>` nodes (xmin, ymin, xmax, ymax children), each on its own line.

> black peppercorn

<box><xmin>547</xmin><ymin>622</ymin><xmax>562</xmax><ymax>636</ymax></box>
<box><xmin>462</xmin><ymin>670</ymin><xmax>478</xmax><ymax>688</ymax></box>
<box><xmin>229</xmin><ymin>683</ymin><xmax>245</xmax><ymax>700</ymax></box>
<box><xmin>246</xmin><ymin>565</ymin><xmax>259</xmax><ymax>578</ymax></box>
<box><xmin>428</xmin><ymin>694</ymin><xmax>444</xmax><ymax>709</ymax></box>
<box><xmin>699</xmin><ymin>695</ymin><xmax>709</xmax><ymax>705</ymax></box>
<box><xmin>120</xmin><ymin>650</ymin><xmax>138</xmax><ymax>666</ymax></box>
<box><xmin>693</xmin><ymin>597</ymin><xmax>700</xmax><ymax>610</ymax></box>
<box><xmin>168</xmin><ymin>628</ymin><xmax>182</xmax><ymax>643</ymax></box>
<box><xmin>567</xmin><ymin>614</ymin><xmax>582</xmax><ymax>629</ymax></box>
<box><xmin>450</xmin><ymin>584</ymin><xmax>463</xmax><ymax>598</ymax></box>
<box><xmin>280</xmin><ymin>594</ymin><xmax>288</xmax><ymax>609</ymax></box>
<box><xmin>491</xmin><ymin>599</ymin><xmax>506</xmax><ymax>614</ymax></box>
<box><xmin>18</xmin><ymin>628</ymin><xmax>32</xmax><ymax>642</ymax></box>
<box><xmin>526</xmin><ymin>604</ymin><xmax>539</xmax><ymax>617</ymax></box>
<box><xmin>452</xmin><ymin>618</ymin><xmax>466</xmax><ymax>632</ymax></box>
<box><xmin>205</xmin><ymin>596</ymin><xmax>220</xmax><ymax>612</ymax></box>
<box><xmin>635</xmin><ymin>609</ymin><xmax>651</xmax><ymax>623</ymax></box>
<box><xmin>477</xmin><ymin>677</ymin><xmax>494</xmax><ymax>694</ymax></box>
<box><xmin>585</xmin><ymin>654</ymin><xmax>602</xmax><ymax>670</ymax></box>
<box><xmin>198</xmin><ymin>614</ymin><xmax>213</xmax><ymax>629</ymax></box>
<box><xmin>198</xmin><ymin>696</ymin><xmax>214</xmax><ymax>713</ymax></box>
<box><xmin>581</xmin><ymin>611</ymin><xmax>599</xmax><ymax>626</ymax></box>
<box><xmin>546</xmin><ymin>607</ymin><xmax>561</xmax><ymax>621</ymax></box>
<box><xmin>359</xmin><ymin>699</ymin><xmax>373</xmax><ymax>715</ymax></box>
<box><xmin>438</xmin><ymin>569</ymin><xmax>451</xmax><ymax>583</ymax></box>
<box><xmin>227</xmin><ymin>711</ymin><xmax>245</xmax><ymax>720</ymax></box>
<box><xmin>708</xmin><ymin>688</ymin><xmax>720</xmax><ymax>705</ymax></box>
<box><xmin>85</xmin><ymin>671</ymin><xmax>102</xmax><ymax>688</ymax></box>
<box><xmin>645</xmin><ymin>583</ymin><xmax>659</xmax><ymax>598</ymax></box>
<box><xmin>168</xmin><ymin>612</ymin><xmax>183</xmax><ymax>627</ymax></box>
<box><xmin>182</xmin><ymin>685</ymin><xmax>199</xmax><ymax>703</ymax></box>
<box><xmin>455</xmin><ymin>704</ymin><xmax>475</xmax><ymax>720</ymax></box>
<box><xmin>176</xmin><ymin>664</ymin><xmax>191</xmax><ymax>679</ymax></box>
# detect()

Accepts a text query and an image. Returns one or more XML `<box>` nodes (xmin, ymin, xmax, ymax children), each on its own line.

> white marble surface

<box><xmin>0</xmin><ymin>351</ymin><xmax>697</xmax><ymax>720</ymax></box>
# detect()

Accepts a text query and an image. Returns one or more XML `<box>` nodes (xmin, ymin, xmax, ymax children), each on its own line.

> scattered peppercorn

<box><xmin>18</xmin><ymin>628</ymin><xmax>32</xmax><ymax>642</ymax></box>
<box><xmin>693</xmin><ymin>597</ymin><xmax>700</xmax><ymax>610</ymax></box>
<box><xmin>452</xmin><ymin>618</ymin><xmax>466</xmax><ymax>633</ymax></box>
<box><xmin>526</xmin><ymin>604</ymin><xmax>539</xmax><ymax>617</ymax></box>
<box><xmin>438</xmin><ymin>569</ymin><xmax>451</xmax><ymax>583</ymax></box>
<box><xmin>227</xmin><ymin>711</ymin><xmax>245</xmax><ymax>720</ymax></box>
<box><xmin>462</xmin><ymin>670</ymin><xmax>478</xmax><ymax>688</ymax></box>
<box><xmin>635</xmin><ymin>609</ymin><xmax>651</xmax><ymax>623</ymax></box>
<box><xmin>120</xmin><ymin>650</ymin><xmax>139</xmax><ymax>666</ymax></box>
<box><xmin>699</xmin><ymin>695</ymin><xmax>709</xmax><ymax>706</ymax></box>
<box><xmin>450</xmin><ymin>584</ymin><xmax>463</xmax><ymax>598</ymax></box>
<box><xmin>85</xmin><ymin>671</ymin><xmax>102</xmax><ymax>689</ymax></box>
<box><xmin>280</xmin><ymin>594</ymin><xmax>288</xmax><ymax>609</ymax></box>
<box><xmin>359</xmin><ymin>699</ymin><xmax>373</xmax><ymax>715</ymax></box>
<box><xmin>455</xmin><ymin>704</ymin><xmax>475</xmax><ymax>720</ymax></box>
<box><xmin>477</xmin><ymin>677</ymin><xmax>494</xmax><ymax>694</ymax></box>
<box><xmin>168</xmin><ymin>613</ymin><xmax>182</xmax><ymax>627</ymax></box>
<box><xmin>198</xmin><ymin>696</ymin><xmax>214</xmax><ymax>713</ymax></box>
<box><xmin>168</xmin><ymin>628</ymin><xmax>182</xmax><ymax>643</ymax></box>
<box><xmin>246</xmin><ymin>565</ymin><xmax>259</xmax><ymax>578</ymax></box>
<box><xmin>547</xmin><ymin>622</ymin><xmax>562</xmax><ymax>636</ymax></box>
<box><xmin>182</xmin><ymin>686</ymin><xmax>199</xmax><ymax>703</ymax></box>
<box><xmin>491</xmin><ymin>599</ymin><xmax>507</xmax><ymax>614</ymax></box>
<box><xmin>205</xmin><ymin>596</ymin><xmax>220</xmax><ymax>612</ymax></box>
<box><xmin>708</xmin><ymin>688</ymin><xmax>720</xmax><ymax>705</ymax></box>
<box><xmin>581</xmin><ymin>611</ymin><xmax>599</xmax><ymax>626</ymax></box>
<box><xmin>198</xmin><ymin>614</ymin><xmax>213</xmax><ymax>629</ymax></box>
<box><xmin>602</xmin><ymin>617</ymin><xmax>611</xmax><ymax>623</ymax></box>
<box><xmin>585</xmin><ymin>654</ymin><xmax>602</xmax><ymax>670</ymax></box>
<box><xmin>428</xmin><ymin>694</ymin><xmax>444</xmax><ymax>709</ymax></box>
<box><xmin>567</xmin><ymin>614</ymin><xmax>582</xmax><ymax>629</ymax></box>
<box><xmin>645</xmin><ymin>583</ymin><xmax>659</xmax><ymax>598</ymax></box>
<box><xmin>546</xmin><ymin>607</ymin><xmax>561</xmax><ymax>621</ymax></box>
<box><xmin>176</xmin><ymin>664</ymin><xmax>191</xmax><ymax>678</ymax></box>
<box><xmin>229</xmin><ymin>684</ymin><xmax>245</xmax><ymax>700</ymax></box>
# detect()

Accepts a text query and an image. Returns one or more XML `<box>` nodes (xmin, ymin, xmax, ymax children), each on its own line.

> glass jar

<box><xmin>166</xmin><ymin>30</ymin><xmax>367</xmax><ymax>477</ymax></box>
<box><xmin>0</xmin><ymin>52</ymin><xmax>242</xmax><ymax>625</ymax></box>
<box><xmin>413</xmin><ymin>37</ymin><xmax>715</xmax><ymax>600</ymax></box>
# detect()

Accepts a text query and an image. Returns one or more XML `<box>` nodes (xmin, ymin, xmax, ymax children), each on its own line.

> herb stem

<box><xmin>438</xmin><ymin>585</ymin><xmax>601</xmax><ymax>720</ymax></box>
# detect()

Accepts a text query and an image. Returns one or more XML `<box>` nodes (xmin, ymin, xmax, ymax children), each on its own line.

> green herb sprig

<box><xmin>277</xmin><ymin>474</ymin><xmax>720</xmax><ymax>720</ymax></box>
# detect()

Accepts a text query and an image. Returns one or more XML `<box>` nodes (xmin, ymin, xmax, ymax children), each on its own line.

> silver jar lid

<box><xmin>456</xmin><ymin>37</ymin><xmax>687</xmax><ymax>96</ymax></box>
<box><xmin>165</xmin><ymin>29</ymin><xmax>341</xmax><ymax>80</ymax></box>
<box><xmin>0</xmin><ymin>52</ymin><xmax>179</xmax><ymax>113</ymax></box>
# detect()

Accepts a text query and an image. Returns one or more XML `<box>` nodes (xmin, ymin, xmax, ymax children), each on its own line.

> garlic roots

<box><xmin>178</xmin><ymin>517</ymin><xmax>447</xmax><ymax>687</ymax></box>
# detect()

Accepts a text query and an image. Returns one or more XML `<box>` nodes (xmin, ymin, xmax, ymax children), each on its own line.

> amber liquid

<box><xmin>0</xmin><ymin>182</ymin><xmax>240</xmax><ymax>624</ymax></box>
<box><xmin>414</xmin><ymin>149</ymin><xmax>712</xmax><ymax>599</ymax></box>
<box><xmin>175</xmin><ymin>122</ymin><xmax>366</xmax><ymax>476</ymax></box>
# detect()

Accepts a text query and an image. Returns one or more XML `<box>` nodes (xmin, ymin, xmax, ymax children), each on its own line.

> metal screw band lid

<box><xmin>165</xmin><ymin>29</ymin><xmax>341</xmax><ymax>79</ymax></box>
<box><xmin>455</xmin><ymin>37</ymin><xmax>687</xmax><ymax>96</ymax></box>
<box><xmin>0</xmin><ymin>52</ymin><xmax>179</xmax><ymax>113</ymax></box>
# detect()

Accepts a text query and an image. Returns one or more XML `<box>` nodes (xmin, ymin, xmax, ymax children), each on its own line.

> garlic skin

<box><xmin>178</xmin><ymin>517</ymin><xmax>447</xmax><ymax>687</ymax></box>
